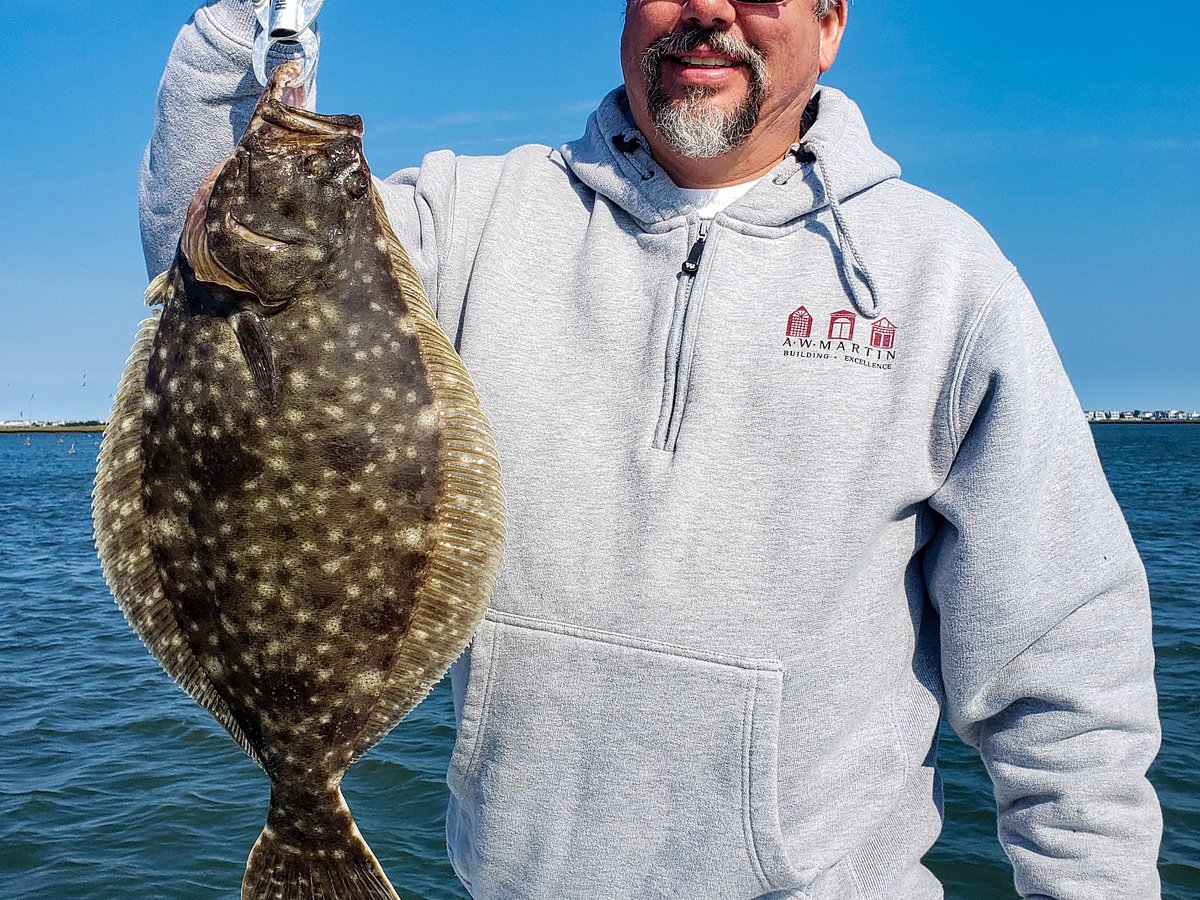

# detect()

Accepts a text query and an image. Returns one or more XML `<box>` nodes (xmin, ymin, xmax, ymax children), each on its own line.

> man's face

<box><xmin>622</xmin><ymin>0</ymin><xmax>841</xmax><ymax>159</ymax></box>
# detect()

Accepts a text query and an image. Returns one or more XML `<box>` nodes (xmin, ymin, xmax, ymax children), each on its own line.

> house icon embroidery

<box><xmin>786</xmin><ymin>306</ymin><xmax>813</xmax><ymax>339</ymax></box>
<box><xmin>870</xmin><ymin>317</ymin><xmax>896</xmax><ymax>350</ymax></box>
<box><xmin>828</xmin><ymin>310</ymin><xmax>856</xmax><ymax>341</ymax></box>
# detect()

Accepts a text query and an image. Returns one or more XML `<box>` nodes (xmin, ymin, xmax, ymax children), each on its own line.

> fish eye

<box><xmin>304</xmin><ymin>153</ymin><xmax>331</xmax><ymax>178</ymax></box>
<box><xmin>345</xmin><ymin>170</ymin><xmax>369</xmax><ymax>199</ymax></box>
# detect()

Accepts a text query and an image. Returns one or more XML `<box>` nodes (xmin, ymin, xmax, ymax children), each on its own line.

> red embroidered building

<box><xmin>870</xmin><ymin>317</ymin><xmax>896</xmax><ymax>350</ymax></box>
<box><xmin>786</xmin><ymin>306</ymin><xmax>813</xmax><ymax>339</ymax></box>
<box><xmin>828</xmin><ymin>310</ymin><xmax>856</xmax><ymax>341</ymax></box>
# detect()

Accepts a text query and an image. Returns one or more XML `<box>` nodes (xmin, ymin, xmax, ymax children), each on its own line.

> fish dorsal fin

<box><xmin>92</xmin><ymin>291</ymin><xmax>264</xmax><ymax>767</ymax></box>
<box><xmin>145</xmin><ymin>270</ymin><xmax>172</xmax><ymax>307</ymax></box>
<box><xmin>348</xmin><ymin>192</ymin><xmax>507</xmax><ymax>762</ymax></box>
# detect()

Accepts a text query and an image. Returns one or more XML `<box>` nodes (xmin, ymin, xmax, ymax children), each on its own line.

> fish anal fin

<box><xmin>231</xmin><ymin>310</ymin><xmax>279</xmax><ymax>402</ymax></box>
<box><xmin>349</xmin><ymin>199</ymin><xmax>507</xmax><ymax>762</ymax></box>
<box><xmin>92</xmin><ymin>310</ymin><xmax>263</xmax><ymax>768</ymax></box>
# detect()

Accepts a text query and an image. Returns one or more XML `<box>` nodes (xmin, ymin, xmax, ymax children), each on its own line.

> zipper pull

<box><xmin>681</xmin><ymin>222</ymin><xmax>709</xmax><ymax>276</ymax></box>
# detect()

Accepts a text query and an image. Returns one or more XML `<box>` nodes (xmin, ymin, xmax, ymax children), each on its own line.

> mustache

<box><xmin>641</xmin><ymin>25</ymin><xmax>770</xmax><ymax>86</ymax></box>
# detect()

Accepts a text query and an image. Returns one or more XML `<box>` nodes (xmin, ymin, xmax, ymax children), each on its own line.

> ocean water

<box><xmin>1</xmin><ymin>426</ymin><xmax>1196</xmax><ymax>898</ymax></box>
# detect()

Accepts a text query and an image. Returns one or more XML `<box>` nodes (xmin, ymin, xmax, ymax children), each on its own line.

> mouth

<box><xmin>643</xmin><ymin>27</ymin><xmax>767</xmax><ymax>95</ymax></box>
<box><xmin>249</xmin><ymin>60</ymin><xmax>365</xmax><ymax>139</ymax></box>
<box><xmin>671</xmin><ymin>53</ymin><xmax>744</xmax><ymax>70</ymax></box>
<box><xmin>661</xmin><ymin>51</ymin><xmax>750</xmax><ymax>90</ymax></box>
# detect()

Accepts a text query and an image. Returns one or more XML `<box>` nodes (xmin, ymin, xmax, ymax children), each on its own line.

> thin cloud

<box><xmin>553</xmin><ymin>99</ymin><xmax>603</xmax><ymax>116</ymax></box>
<box><xmin>374</xmin><ymin>110</ymin><xmax>519</xmax><ymax>134</ymax></box>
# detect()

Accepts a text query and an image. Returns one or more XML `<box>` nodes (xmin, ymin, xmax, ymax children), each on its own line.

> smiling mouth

<box><xmin>673</xmin><ymin>55</ymin><xmax>743</xmax><ymax>68</ymax></box>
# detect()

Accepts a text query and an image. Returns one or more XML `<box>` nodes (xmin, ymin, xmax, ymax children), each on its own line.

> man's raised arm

<box><xmin>140</xmin><ymin>0</ymin><xmax>301</xmax><ymax>277</ymax></box>
<box><xmin>139</xmin><ymin>0</ymin><xmax>459</xmax><ymax>319</ymax></box>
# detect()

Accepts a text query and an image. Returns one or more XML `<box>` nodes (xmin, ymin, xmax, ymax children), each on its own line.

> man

<box><xmin>141</xmin><ymin>1</ymin><xmax>1162</xmax><ymax>897</ymax></box>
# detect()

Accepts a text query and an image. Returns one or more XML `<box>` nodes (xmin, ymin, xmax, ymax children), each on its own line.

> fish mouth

<box><xmin>260</xmin><ymin>100</ymin><xmax>364</xmax><ymax>138</ymax></box>
<box><xmin>253</xmin><ymin>60</ymin><xmax>365</xmax><ymax>139</ymax></box>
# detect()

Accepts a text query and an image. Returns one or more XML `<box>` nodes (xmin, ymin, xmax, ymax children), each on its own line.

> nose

<box><xmin>678</xmin><ymin>0</ymin><xmax>738</xmax><ymax>28</ymax></box>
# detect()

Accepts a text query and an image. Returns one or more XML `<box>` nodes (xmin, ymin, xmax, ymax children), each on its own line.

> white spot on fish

<box><xmin>355</xmin><ymin>671</ymin><xmax>383</xmax><ymax>693</ymax></box>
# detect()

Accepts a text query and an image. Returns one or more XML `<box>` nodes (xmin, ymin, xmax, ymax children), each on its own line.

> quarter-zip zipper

<box><xmin>653</xmin><ymin>221</ymin><xmax>710</xmax><ymax>452</ymax></box>
<box><xmin>681</xmin><ymin>223</ymin><xmax>708</xmax><ymax>276</ymax></box>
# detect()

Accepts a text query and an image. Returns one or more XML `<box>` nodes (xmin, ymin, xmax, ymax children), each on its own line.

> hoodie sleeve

<box><xmin>139</xmin><ymin>0</ymin><xmax>451</xmax><ymax>308</ymax></box>
<box><xmin>925</xmin><ymin>273</ymin><xmax>1162</xmax><ymax>898</ymax></box>
<box><xmin>140</xmin><ymin>0</ymin><xmax>273</xmax><ymax>278</ymax></box>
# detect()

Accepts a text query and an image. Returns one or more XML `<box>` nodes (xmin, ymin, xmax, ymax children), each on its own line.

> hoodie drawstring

<box><xmin>611</xmin><ymin>133</ymin><xmax>657</xmax><ymax>182</ymax></box>
<box><xmin>805</xmin><ymin>143</ymin><xmax>883</xmax><ymax>319</ymax></box>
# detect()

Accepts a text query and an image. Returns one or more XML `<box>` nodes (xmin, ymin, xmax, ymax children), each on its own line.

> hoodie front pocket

<box><xmin>446</xmin><ymin>611</ymin><xmax>815</xmax><ymax>900</ymax></box>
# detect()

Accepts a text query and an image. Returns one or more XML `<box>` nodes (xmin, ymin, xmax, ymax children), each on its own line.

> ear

<box><xmin>818</xmin><ymin>2</ymin><xmax>848</xmax><ymax>73</ymax></box>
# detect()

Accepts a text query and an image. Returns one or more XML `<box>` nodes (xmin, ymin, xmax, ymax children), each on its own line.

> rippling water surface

<box><xmin>1</xmin><ymin>427</ymin><xmax>1196</xmax><ymax>898</ymax></box>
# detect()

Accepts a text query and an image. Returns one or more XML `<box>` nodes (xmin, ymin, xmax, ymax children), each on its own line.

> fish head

<box><xmin>181</xmin><ymin>61</ymin><xmax>372</xmax><ymax>307</ymax></box>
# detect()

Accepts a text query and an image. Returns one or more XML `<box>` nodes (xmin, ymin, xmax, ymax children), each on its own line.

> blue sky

<box><xmin>1</xmin><ymin>0</ymin><xmax>1196</xmax><ymax>420</ymax></box>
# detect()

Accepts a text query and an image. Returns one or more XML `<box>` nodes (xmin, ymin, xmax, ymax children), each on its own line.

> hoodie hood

<box><xmin>560</xmin><ymin>85</ymin><xmax>902</xmax><ymax>316</ymax></box>
<box><xmin>560</xmin><ymin>84</ymin><xmax>900</xmax><ymax>231</ymax></box>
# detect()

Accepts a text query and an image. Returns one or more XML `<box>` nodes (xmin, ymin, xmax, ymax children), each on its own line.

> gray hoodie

<box><xmin>141</xmin><ymin>3</ymin><xmax>1162</xmax><ymax>898</ymax></box>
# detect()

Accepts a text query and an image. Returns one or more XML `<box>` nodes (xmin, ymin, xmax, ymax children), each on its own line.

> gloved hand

<box><xmin>253</xmin><ymin>0</ymin><xmax>325</xmax><ymax>86</ymax></box>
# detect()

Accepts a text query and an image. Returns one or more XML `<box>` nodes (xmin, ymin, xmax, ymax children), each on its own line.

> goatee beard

<box><xmin>641</xmin><ymin>26</ymin><xmax>769</xmax><ymax>159</ymax></box>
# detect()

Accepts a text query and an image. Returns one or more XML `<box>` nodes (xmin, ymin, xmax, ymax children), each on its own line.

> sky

<box><xmin>0</xmin><ymin>0</ymin><xmax>1196</xmax><ymax>421</ymax></box>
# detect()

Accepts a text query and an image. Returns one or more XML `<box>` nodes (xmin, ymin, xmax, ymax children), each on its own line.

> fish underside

<box><xmin>93</xmin><ymin>61</ymin><xmax>505</xmax><ymax>900</ymax></box>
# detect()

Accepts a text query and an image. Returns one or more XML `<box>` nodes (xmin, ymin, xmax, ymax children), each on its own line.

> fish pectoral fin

<box><xmin>231</xmin><ymin>310</ymin><xmax>279</xmax><ymax>402</ymax></box>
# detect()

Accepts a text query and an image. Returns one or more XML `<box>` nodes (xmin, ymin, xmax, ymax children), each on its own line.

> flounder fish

<box><xmin>92</xmin><ymin>61</ymin><xmax>505</xmax><ymax>900</ymax></box>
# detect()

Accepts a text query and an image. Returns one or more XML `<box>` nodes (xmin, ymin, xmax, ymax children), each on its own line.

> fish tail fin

<box><xmin>242</xmin><ymin>789</ymin><xmax>400</xmax><ymax>900</ymax></box>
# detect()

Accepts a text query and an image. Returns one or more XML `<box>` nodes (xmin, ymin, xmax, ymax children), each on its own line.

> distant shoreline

<box><xmin>3</xmin><ymin>421</ymin><xmax>1198</xmax><ymax>435</ymax></box>
<box><xmin>1088</xmin><ymin>420</ymin><xmax>1200</xmax><ymax>425</ymax></box>
<box><xmin>1</xmin><ymin>425</ymin><xmax>104</xmax><ymax>434</ymax></box>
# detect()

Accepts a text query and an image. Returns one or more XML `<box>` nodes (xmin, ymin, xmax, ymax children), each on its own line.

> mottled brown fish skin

<box><xmin>99</xmin><ymin>61</ymin><xmax>505</xmax><ymax>900</ymax></box>
<box><xmin>144</xmin><ymin>221</ymin><xmax>438</xmax><ymax>778</ymax></box>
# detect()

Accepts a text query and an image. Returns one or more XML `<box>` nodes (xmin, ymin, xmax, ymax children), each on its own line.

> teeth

<box><xmin>678</xmin><ymin>56</ymin><xmax>734</xmax><ymax>68</ymax></box>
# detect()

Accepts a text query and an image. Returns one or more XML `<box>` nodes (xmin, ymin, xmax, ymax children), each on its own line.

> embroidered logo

<box><xmin>828</xmin><ymin>310</ymin><xmax>856</xmax><ymax>341</ymax></box>
<box><xmin>781</xmin><ymin>309</ymin><xmax>899</xmax><ymax>371</ymax></box>
<box><xmin>785</xmin><ymin>306</ymin><xmax>813</xmax><ymax>339</ymax></box>
<box><xmin>870</xmin><ymin>318</ymin><xmax>896</xmax><ymax>350</ymax></box>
